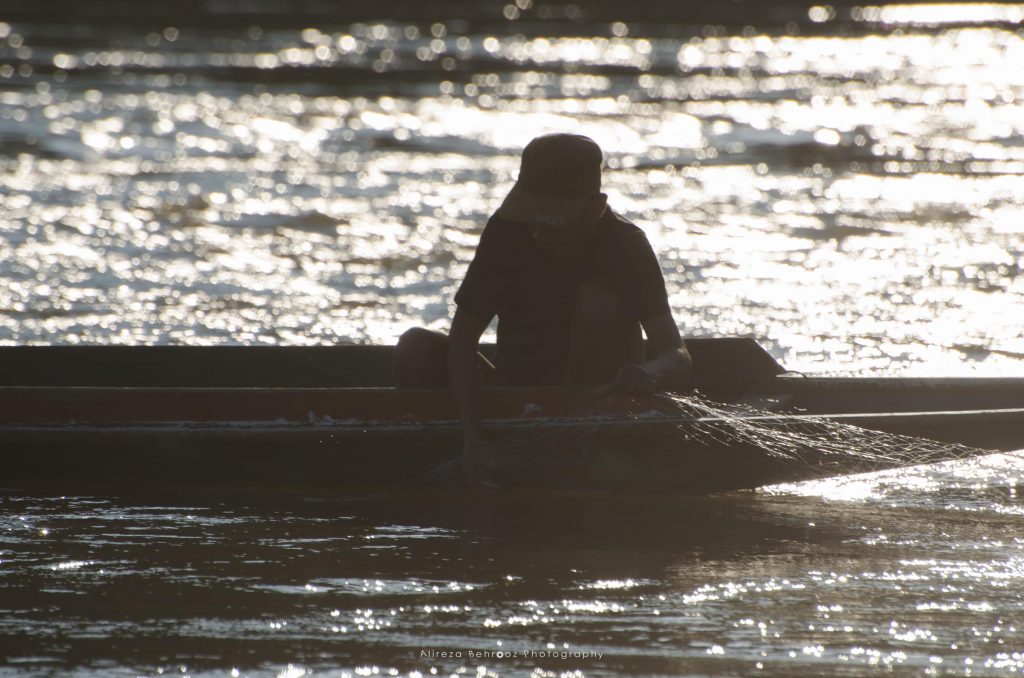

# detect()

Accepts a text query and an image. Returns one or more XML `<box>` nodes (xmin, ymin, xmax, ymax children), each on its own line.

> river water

<box><xmin>2</xmin><ymin>1</ymin><xmax>1024</xmax><ymax>675</ymax></box>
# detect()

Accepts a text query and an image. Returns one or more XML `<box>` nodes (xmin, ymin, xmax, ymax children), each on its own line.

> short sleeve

<box><xmin>621</xmin><ymin>231</ymin><xmax>671</xmax><ymax>321</ymax></box>
<box><xmin>453</xmin><ymin>222</ymin><xmax>502</xmax><ymax>323</ymax></box>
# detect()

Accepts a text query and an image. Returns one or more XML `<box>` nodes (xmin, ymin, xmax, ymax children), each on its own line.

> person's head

<box><xmin>495</xmin><ymin>133</ymin><xmax>608</xmax><ymax>258</ymax></box>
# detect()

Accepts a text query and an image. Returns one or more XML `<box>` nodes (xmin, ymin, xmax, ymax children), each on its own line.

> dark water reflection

<box><xmin>3</xmin><ymin>461</ymin><xmax>1024</xmax><ymax>676</ymax></box>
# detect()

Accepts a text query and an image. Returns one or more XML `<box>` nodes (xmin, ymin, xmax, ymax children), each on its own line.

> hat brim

<box><xmin>495</xmin><ymin>184</ymin><xmax>593</xmax><ymax>227</ymax></box>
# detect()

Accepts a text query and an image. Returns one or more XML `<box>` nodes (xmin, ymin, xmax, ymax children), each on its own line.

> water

<box><xmin>3</xmin><ymin>458</ymin><xmax>1024</xmax><ymax>676</ymax></box>
<box><xmin>2</xmin><ymin>1</ymin><xmax>1024</xmax><ymax>675</ymax></box>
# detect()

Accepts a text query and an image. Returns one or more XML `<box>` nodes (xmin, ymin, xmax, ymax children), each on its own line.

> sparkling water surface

<box><xmin>2</xmin><ymin>2</ymin><xmax>1024</xmax><ymax>675</ymax></box>
<box><xmin>2</xmin><ymin>2</ymin><xmax>1023</xmax><ymax>372</ymax></box>
<box><xmin>3</xmin><ymin>459</ymin><xmax>1024</xmax><ymax>677</ymax></box>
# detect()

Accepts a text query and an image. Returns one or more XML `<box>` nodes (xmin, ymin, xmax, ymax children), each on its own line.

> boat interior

<box><xmin>2</xmin><ymin>339</ymin><xmax>1023</xmax><ymax>416</ymax></box>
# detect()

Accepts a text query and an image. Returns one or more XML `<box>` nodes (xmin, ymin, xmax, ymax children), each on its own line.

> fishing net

<box><xmin>425</xmin><ymin>391</ymin><xmax>991</xmax><ymax>494</ymax></box>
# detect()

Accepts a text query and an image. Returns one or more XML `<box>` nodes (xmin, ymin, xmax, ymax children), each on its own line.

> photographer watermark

<box><xmin>419</xmin><ymin>648</ymin><xmax>604</xmax><ymax>661</ymax></box>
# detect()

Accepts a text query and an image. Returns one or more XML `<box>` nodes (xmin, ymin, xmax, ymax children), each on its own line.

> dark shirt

<box><xmin>454</xmin><ymin>209</ymin><xmax>671</xmax><ymax>386</ymax></box>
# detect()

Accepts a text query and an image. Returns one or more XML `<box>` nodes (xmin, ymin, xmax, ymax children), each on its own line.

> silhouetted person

<box><xmin>394</xmin><ymin>133</ymin><xmax>692</xmax><ymax>454</ymax></box>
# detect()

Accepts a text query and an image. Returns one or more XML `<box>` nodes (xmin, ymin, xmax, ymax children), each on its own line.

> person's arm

<box><xmin>448</xmin><ymin>307</ymin><xmax>490</xmax><ymax>451</ymax></box>
<box><xmin>612</xmin><ymin>313</ymin><xmax>692</xmax><ymax>393</ymax></box>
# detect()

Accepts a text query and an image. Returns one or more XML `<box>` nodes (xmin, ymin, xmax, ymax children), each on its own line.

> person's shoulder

<box><xmin>476</xmin><ymin>213</ymin><xmax>529</xmax><ymax>255</ymax></box>
<box><xmin>596</xmin><ymin>208</ymin><xmax>664</xmax><ymax>276</ymax></box>
<box><xmin>600</xmin><ymin>208</ymin><xmax>644</xmax><ymax>235</ymax></box>
<box><xmin>600</xmin><ymin>208</ymin><xmax>651</xmax><ymax>248</ymax></box>
<box><xmin>482</xmin><ymin>213</ymin><xmax>525</xmax><ymax>239</ymax></box>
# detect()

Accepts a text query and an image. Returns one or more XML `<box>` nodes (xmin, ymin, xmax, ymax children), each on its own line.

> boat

<box><xmin>2</xmin><ymin>338</ymin><xmax>1023</xmax><ymax>494</ymax></box>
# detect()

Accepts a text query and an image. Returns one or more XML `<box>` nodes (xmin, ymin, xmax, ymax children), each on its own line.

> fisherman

<box><xmin>394</xmin><ymin>133</ymin><xmax>692</xmax><ymax>454</ymax></box>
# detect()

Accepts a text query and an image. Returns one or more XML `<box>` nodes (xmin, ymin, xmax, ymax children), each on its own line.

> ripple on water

<box><xmin>2</xmin><ymin>7</ymin><xmax>1024</xmax><ymax>375</ymax></box>
<box><xmin>765</xmin><ymin>451</ymin><xmax>1024</xmax><ymax>512</ymax></box>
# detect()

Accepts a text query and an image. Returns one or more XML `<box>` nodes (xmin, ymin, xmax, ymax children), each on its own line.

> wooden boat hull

<box><xmin>2</xmin><ymin>341</ymin><xmax>1023</xmax><ymax>494</ymax></box>
<box><xmin>2</xmin><ymin>388</ymin><xmax>1022</xmax><ymax>494</ymax></box>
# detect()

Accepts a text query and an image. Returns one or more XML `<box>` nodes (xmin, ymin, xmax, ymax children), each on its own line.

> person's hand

<box><xmin>609</xmin><ymin>362</ymin><xmax>658</xmax><ymax>394</ymax></box>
